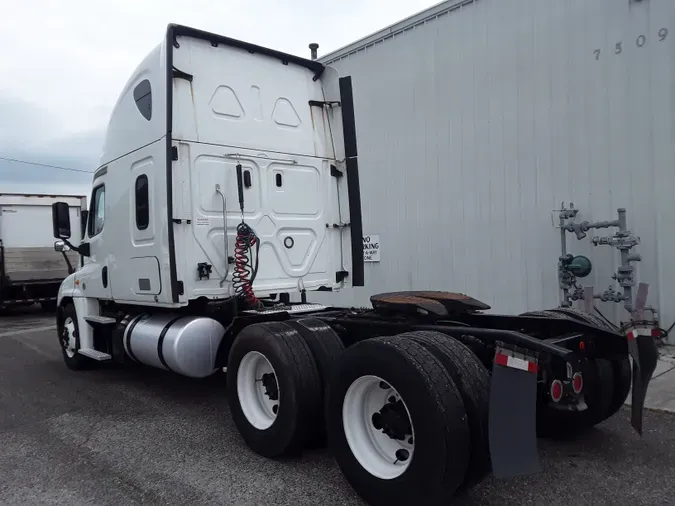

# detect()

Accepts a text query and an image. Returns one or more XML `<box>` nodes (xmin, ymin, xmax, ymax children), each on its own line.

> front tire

<box><xmin>326</xmin><ymin>336</ymin><xmax>470</xmax><ymax>506</ymax></box>
<box><xmin>226</xmin><ymin>322</ymin><xmax>321</xmax><ymax>457</ymax></box>
<box><xmin>57</xmin><ymin>303</ymin><xmax>94</xmax><ymax>370</ymax></box>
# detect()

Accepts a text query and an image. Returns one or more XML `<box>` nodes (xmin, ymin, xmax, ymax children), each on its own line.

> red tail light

<box><xmin>572</xmin><ymin>372</ymin><xmax>583</xmax><ymax>394</ymax></box>
<box><xmin>550</xmin><ymin>380</ymin><xmax>563</xmax><ymax>402</ymax></box>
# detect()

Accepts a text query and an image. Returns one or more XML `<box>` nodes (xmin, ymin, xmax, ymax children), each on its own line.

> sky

<box><xmin>0</xmin><ymin>0</ymin><xmax>441</xmax><ymax>195</ymax></box>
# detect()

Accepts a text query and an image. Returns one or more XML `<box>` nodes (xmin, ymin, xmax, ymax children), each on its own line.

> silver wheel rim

<box><xmin>62</xmin><ymin>317</ymin><xmax>77</xmax><ymax>358</ymax></box>
<box><xmin>237</xmin><ymin>351</ymin><xmax>279</xmax><ymax>429</ymax></box>
<box><xmin>342</xmin><ymin>375</ymin><xmax>415</xmax><ymax>480</ymax></box>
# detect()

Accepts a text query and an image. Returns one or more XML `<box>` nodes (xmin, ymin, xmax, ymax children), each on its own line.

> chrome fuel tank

<box><xmin>123</xmin><ymin>313</ymin><xmax>225</xmax><ymax>378</ymax></box>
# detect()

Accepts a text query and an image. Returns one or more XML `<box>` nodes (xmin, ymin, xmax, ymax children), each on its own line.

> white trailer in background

<box><xmin>317</xmin><ymin>0</ymin><xmax>675</xmax><ymax>340</ymax></box>
<box><xmin>0</xmin><ymin>193</ymin><xmax>84</xmax><ymax>309</ymax></box>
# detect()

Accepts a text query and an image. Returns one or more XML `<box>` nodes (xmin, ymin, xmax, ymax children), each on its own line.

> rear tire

<box><xmin>393</xmin><ymin>330</ymin><xmax>490</xmax><ymax>490</ymax></box>
<box><xmin>541</xmin><ymin>308</ymin><xmax>629</xmax><ymax>424</ymax></box>
<box><xmin>284</xmin><ymin>318</ymin><xmax>344</xmax><ymax>446</ymax></box>
<box><xmin>537</xmin><ymin>358</ymin><xmax>614</xmax><ymax>437</ymax></box>
<box><xmin>326</xmin><ymin>336</ymin><xmax>470</xmax><ymax>506</ymax></box>
<box><xmin>227</xmin><ymin>322</ymin><xmax>321</xmax><ymax>457</ymax></box>
<box><xmin>521</xmin><ymin>310</ymin><xmax>567</xmax><ymax>320</ymax></box>
<box><xmin>548</xmin><ymin>307</ymin><xmax>616</xmax><ymax>331</ymax></box>
<box><xmin>604</xmin><ymin>357</ymin><xmax>632</xmax><ymax>421</ymax></box>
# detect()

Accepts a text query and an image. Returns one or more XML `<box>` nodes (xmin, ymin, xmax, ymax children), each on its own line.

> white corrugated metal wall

<box><xmin>315</xmin><ymin>0</ymin><xmax>675</xmax><ymax>340</ymax></box>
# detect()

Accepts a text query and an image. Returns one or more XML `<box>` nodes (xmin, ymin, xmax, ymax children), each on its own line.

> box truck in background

<box><xmin>0</xmin><ymin>193</ymin><xmax>85</xmax><ymax>310</ymax></box>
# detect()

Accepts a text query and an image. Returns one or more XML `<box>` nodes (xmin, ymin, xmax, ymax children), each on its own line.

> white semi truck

<box><xmin>0</xmin><ymin>193</ymin><xmax>84</xmax><ymax>310</ymax></box>
<box><xmin>50</xmin><ymin>24</ymin><xmax>658</xmax><ymax>506</ymax></box>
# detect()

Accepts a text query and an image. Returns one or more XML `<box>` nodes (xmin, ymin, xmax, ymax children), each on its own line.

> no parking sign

<box><xmin>362</xmin><ymin>235</ymin><xmax>380</xmax><ymax>262</ymax></box>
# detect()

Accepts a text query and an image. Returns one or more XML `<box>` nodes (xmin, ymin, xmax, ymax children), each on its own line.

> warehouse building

<box><xmin>314</xmin><ymin>0</ymin><xmax>675</xmax><ymax>341</ymax></box>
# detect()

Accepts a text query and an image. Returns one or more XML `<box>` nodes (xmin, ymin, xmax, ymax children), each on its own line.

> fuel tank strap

<box><xmin>157</xmin><ymin>316</ymin><xmax>184</xmax><ymax>372</ymax></box>
<box><xmin>124</xmin><ymin>315</ymin><xmax>144</xmax><ymax>363</ymax></box>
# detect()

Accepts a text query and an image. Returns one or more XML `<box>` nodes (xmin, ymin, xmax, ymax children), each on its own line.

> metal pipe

<box><xmin>60</xmin><ymin>251</ymin><xmax>74</xmax><ymax>275</ymax></box>
<box><xmin>617</xmin><ymin>208</ymin><xmax>633</xmax><ymax>312</ymax></box>
<box><xmin>309</xmin><ymin>43</ymin><xmax>319</xmax><ymax>60</ymax></box>
<box><xmin>559</xmin><ymin>208</ymin><xmax>570</xmax><ymax>306</ymax></box>
<box><xmin>584</xmin><ymin>219</ymin><xmax>620</xmax><ymax>230</ymax></box>
<box><xmin>215</xmin><ymin>184</ymin><xmax>229</xmax><ymax>286</ymax></box>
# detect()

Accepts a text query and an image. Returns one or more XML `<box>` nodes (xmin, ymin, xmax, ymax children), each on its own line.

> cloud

<box><xmin>0</xmin><ymin>0</ymin><xmax>440</xmax><ymax>192</ymax></box>
<box><xmin>0</xmin><ymin>96</ymin><xmax>102</xmax><ymax>193</ymax></box>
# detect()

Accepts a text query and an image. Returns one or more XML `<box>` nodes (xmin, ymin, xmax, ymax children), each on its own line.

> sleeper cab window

<box><xmin>89</xmin><ymin>185</ymin><xmax>105</xmax><ymax>237</ymax></box>
<box><xmin>135</xmin><ymin>175</ymin><xmax>149</xmax><ymax>230</ymax></box>
<box><xmin>133</xmin><ymin>79</ymin><xmax>152</xmax><ymax>121</ymax></box>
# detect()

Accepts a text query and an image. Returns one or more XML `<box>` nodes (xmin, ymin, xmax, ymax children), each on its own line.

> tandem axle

<box><xmin>55</xmin><ymin>289</ymin><xmax>658</xmax><ymax>506</ymax></box>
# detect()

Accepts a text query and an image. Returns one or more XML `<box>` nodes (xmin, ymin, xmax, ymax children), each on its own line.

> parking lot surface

<box><xmin>1</xmin><ymin>309</ymin><xmax>673</xmax><ymax>505</ymax></box>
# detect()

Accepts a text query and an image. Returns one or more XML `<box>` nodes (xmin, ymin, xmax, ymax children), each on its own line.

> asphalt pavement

<box><xmin>0</xmin><ymin>309</ymin><xmax>673</xmax><ymax>505</ymax></box>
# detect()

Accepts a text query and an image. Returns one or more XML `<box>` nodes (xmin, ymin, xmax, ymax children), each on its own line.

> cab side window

<box><xmin>88</xmin><ymin>185</ymin><xmax>105</xmax><ymax>237</ymax></box>
<box><xmin>135</xmin><ymin>175</ymin><xmax>149</xmax><ymax>230</ymax></box>
<box><xmin>133</xmin><ymin>80</ymin><xmax>152</xmax><ymax>121</ymax></box>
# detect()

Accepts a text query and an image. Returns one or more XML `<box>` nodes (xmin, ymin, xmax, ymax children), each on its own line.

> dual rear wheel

<box><xmin>522</xmin><ymin>309</ymin><xmax>632</xmax><ymax>436</ymax></box>
<box><xmin>227</xmin><ymin>324</ymin><xmax>490</xmax><ymax>506</ymax></box>
<box><xmin>226</xmin><ymin>319</ymin><xmax>341</xmax><ymax>456</ymax></box>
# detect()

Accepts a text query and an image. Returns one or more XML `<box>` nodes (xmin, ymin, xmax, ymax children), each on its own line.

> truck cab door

<box><xmin>77</xmin><ymin>181</ymin><xmax>112</xmax><ymax>300</ymax></box>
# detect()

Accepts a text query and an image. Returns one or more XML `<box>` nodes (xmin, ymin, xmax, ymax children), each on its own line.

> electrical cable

<box><xmin>230</xmin><ymin>162</ymin><xmax>262</xmax><ymax>310</ymax></box>
<box><xmin>0</xmin><ymin>156</ymin><xmax>92</xmax><ymax>174</ymax></box>
<box><xmin>656</xmin><ymin>321</ymin><xmax>675</xmax><ymax>342</ymax></box>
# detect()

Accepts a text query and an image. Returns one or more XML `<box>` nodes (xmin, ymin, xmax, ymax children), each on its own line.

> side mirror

<box><xmin>52</xmin><ymin>202</ymin><xmax>72</xmax><ymax>239</ymax></box>
<box><xmin>53</xmin><ymin>240</ymin><xmax>69</xmax><ymax>252</ymax></box>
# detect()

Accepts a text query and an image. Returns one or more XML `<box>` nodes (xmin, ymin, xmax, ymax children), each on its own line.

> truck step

<box><xmin>84</xmin><ymin>316</ymin><xmax>117</xmax><ymax>325</ymax></box>
<box><xmin>243</xmin><ymin>303</ymin><xmax>327</xmax><ymax>316</ymax></box>
<box><xmin>78</xmin><ymin>348</ymin><xmax>112</xmax><ymax>361</ymax></box>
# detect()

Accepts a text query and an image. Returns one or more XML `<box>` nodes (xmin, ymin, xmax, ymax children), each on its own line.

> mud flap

<box><xmin>488</xmin><ymin>348</ymin><xmax>541</xmax><ymax>479</ymax></box>
<box><xmin>626</xmin><ymin>327</ymin><xmax>660</xmax><ymax>435</ymax></box>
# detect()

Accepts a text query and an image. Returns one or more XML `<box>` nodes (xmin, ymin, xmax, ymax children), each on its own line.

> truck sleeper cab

<box><xmin>50</xmin><ymin>24</ymin><xmax>658</xmax><ymax>506</ymax></box>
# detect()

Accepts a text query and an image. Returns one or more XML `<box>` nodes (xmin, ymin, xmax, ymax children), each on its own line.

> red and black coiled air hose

<box><xmin>232</xmin><ymin>221</ymin><xmax>262</xmax><ymax>309</ymax></box>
